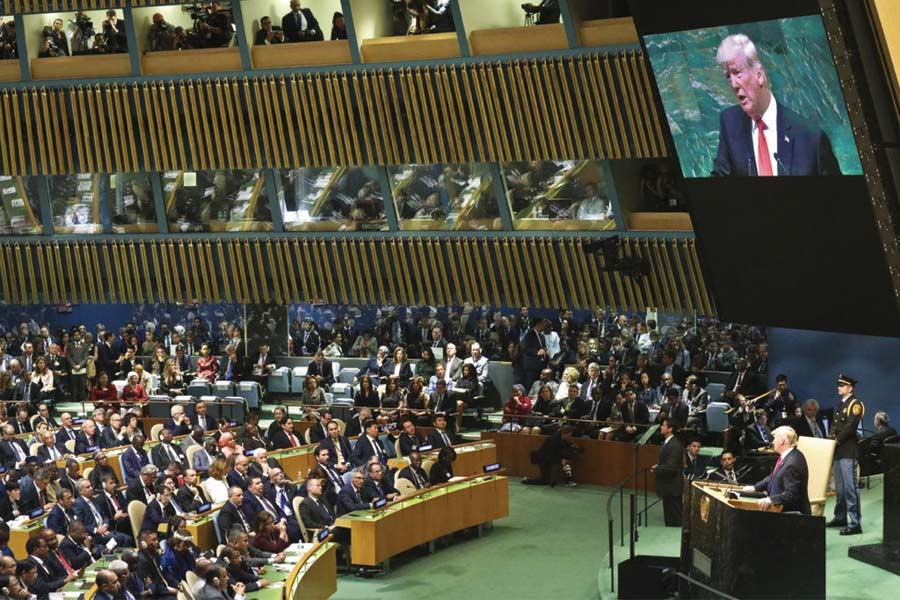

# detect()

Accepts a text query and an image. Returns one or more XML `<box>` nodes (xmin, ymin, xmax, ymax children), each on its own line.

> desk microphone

<box><xmin>773</xmin><ymin>153</ymin><xmax>789</xmax><ymax>176</ymax></box>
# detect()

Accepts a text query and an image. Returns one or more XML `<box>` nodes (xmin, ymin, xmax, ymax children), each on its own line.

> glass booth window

<box><xmin>389</xmin><ymin>163</ymin><xmax>501</xmax><ymax>231</ymax></box>
<box><xmin>276</xmin><ymin>167</ymin><xmax>387</xmax><ymax>232</ymax></box>
<box><xmin>163</xmin><ymin>170</ymin><xmax>273</xmax><ymax>232</ymax></box>
<box><xmin>50</xmin><ymin>173</ymin><xmax>103</xmax><ymax>234</ymax></box>
<box><xmin>502</xmin><ymin>160</ymin><xmax>616</xmax><ymax>231</ymax></box>
<box><xmin>106</xmin><ymin>173</ymin><xmax>158</xmax><ymax>233</ymax></box>
<box><xmin>138</xmin><ymin>2</ymin><xmax>235</xmax><ymax>53</ymax></box>
<box><xmin>0</xmin><ymin>175</ymin><xmax>43</xmax><ymax>235</ymax></box>
<box><xmin>24</xmin><ymin>9</ymin><xmax>128</xmax><ymax>58</ymax></box>
<box><xmin>0</xmin><ymin>16</ymin><xmax>18</xmax><ymax>60</ymax></box>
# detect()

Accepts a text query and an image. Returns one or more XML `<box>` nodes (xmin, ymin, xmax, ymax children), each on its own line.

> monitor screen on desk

<box><xmin>197</xmin><ymin>503</ymin><xmax>211</xmax><ymax>514</ymax></box>
<box><xmin>373</xmin><ymin>498</ymin><xmax>388</xmax><ymax>509</ymax></box>
<box><xmin>29</xmin><ymin>507</ymin><xmax>44</xmax><ymax>519</ymax></box>
<box><xmin>317</xmin><ymin>529</ymin><xmax>330</xmax><ymax>542</ymax></box>
<box><xmin>483</xmin><ymin>463</ymin><xmax>501</xmax><ymax>473</ymax></box>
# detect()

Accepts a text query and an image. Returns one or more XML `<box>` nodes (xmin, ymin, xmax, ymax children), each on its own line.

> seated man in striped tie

<box><xmin>397</xmin><ymin>451</ymin><xmax>430</xmax><ymax>490</ymax></box>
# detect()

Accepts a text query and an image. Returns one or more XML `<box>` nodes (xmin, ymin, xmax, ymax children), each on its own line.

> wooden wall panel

<box><xmin>0</xmin><ymin>52</ymin><xmax>666</xmax><ymax>176</ymax></box>
<box><xmin>0</xmin><ymin>238</ymin><xmax>711</xmax><ymax>314</ymax></box>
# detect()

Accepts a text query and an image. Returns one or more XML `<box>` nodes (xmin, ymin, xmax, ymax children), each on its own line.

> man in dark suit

<box><xmin>281</xmin><ymin>0</ymin><xmax>324</xmax><ymax>43</ymax></box>
<box><xmin>270</xmin><ymin>418</ymin><xmax>304</xmax><ymax>450</ymax></box>
<box><xmin>343</xmin><ymin>409</ymin><xmax>371</xmax><ymax>439</ymax></box>
<box><xmin>520</xmin><ymin>320</ymin><xmax>549</xmax><ymax>386</ymax></box>
<box><xmin>267</xmin><ymin>468</ymin><xmax>299</xmax><ymax>523</ymax></box>
<box><xmin>426</xmin><ymin>414</ymin><xmax>456</xmax><ymax>449</ymax></box>
<box><xmin>621</xmin><ymin>390</ymin><xmax>652</xmax><ymax>441</ymax></box>
<box><xmin>126</xmin><ymin>465</ymin><xmax>157</xmax><ymax>506</ymax></box>
<box><xmin>140</xmin><ymin>483</ymin><xmax>175</xmax><ymax>534</ymax></box>
<box><xmin>745</xmin><ymin>409</ymin><xmax>774</xmax><ymax>449</ymax></box>
<box><xmin>120</xmin><ymin>435</ymin><xmax>150</xmax><ymax>485</ymax></box>
<box><xmin>350</xmin><ymin>420</ymin><xmax>387</xmax><ymax>467</ymax></box>
<box><xmin>319</xmin><ymin>421</ymin><xmax>352</xmax><ymax>472</ymax></box>
<box><xmin>793</xmin><ymin>399</ymin><xmax>827</xmax><ymax>438</ymax></box>
<box><xmin>75</xmin><ymin>419</ymin><xmax>102</xmax><ymax>455</ymax></box>
<box><xmin>59</xmin><ymin>522</ymin><xmax>97</xmax><ymax>570</ymax></box>
<box><xmin>683</xmin><ymin>439</ymin><xmax>709</xmax><ymax>481</ymax></box>
<box><xmin>46</xmin><ymin>488</ymin><xmax>78</xmax><ymax>534</ymax></box>
<box><xmin>136</xmin><ymin>531</ymin><xmax>178</xmax><ymax>600</ymax></box>
<box><xmin>396</xmin><ymin>418</ymin><xmax>425</xmax><ymax>456</ymax></box>
<box><xmin>10</xmin><ymin>408</ymin><xmax>32</xmax><ymax>435</ymax></box>
<box><xmin>244</xmin><ymin>475</ymin><xmax>300</xmax><ymax>542</ymax></box>
<box><xmin>176</xmin><ymin>469</ymin><xmax>209</xmax><ymax>513</ymax></box>
<box><xmin>216</xmin><ymin>486</ymin><xmax>252</xmax><ymax>535</ymax></box>
<box><xmin>653</xmin><ymin>418</ymin><xmax>685</xmax><ymax>527</ymax></box>
<box><xmin>335</xmin><ymin>470</ymin><xmax>372</xmax><ymax>517</ymax></box>
<box><xmin>308</xmin><ymin>410</ymin><xmax>332</xmax><ymax>444</ymax></box>
<box><xmin>150</xmin><ymin>429</ymin><xmax>187</xmax><ymax>471</ymax></box>
<box><xmin>708</xmin><ymin>451</ymin><xmax>746</xmax><ymax>484</ymax></box>
<box><xmin>306</xmin><ymin>352</ymin><xmax>335</xmax><ymax>387</ymax></box>
<box><xmin>73</xmin><ymin>479</ymin><xmax>132</xmax><ymax>547</ymax></box>
<box><xmin>190</xmin><ymin>399</ymin><xmax>214</xmax><ymax>433</ymax></box>
<box><xmin>361</xmin><ymin>462</ymin><xmax>399</xmax><ymax>503</ymax></box>
<box><xmin>163</xmin><ymin>405</ymin><xmax>191</xmax><ymax>437</ymax></box>
<box><xmin>26</xmin><ymin>535</ymin><xmax>75</xmax><ymax>597</ymax></box>
<box><xmin>96</xmin><ymin>475</ymin><xmax>130</xmax><ymax>535</ymax></box>
<box><xmin>36</xmin><ymin>430</ymin><xmax>66</xmax><ymax>464</ymax></box>
<box><xmin>397</xmin><ymin>452</ymin><xmax>430</xmax><ymax>490</ymax></box>
<box><xmin>745</xmin><ymin>425</ymin><xmax>811</xmax><ymax>514</ymax></box>
<box><xmin>711</xmin><ymin>33</ymin><xmax>840</xmax><ymax>177</ymax></box>
<box><xmin>298</xmin><ymin>476</ymin><xmax>334</xmax><ymax>533</ymax></box>
<box><xmin>12</xmin><ymin>372</ymin><xmax>40</xmax><ymax>406</ymax></box>
<box><xmin>226</xmin><ymin>455</ymin><xmax>250</xmax><ymax>490</ymax></box>
<box><xmin>294</xmin><ymin>318</ymin><xmax>321</xmax><ymax>356</ymax></box>
<box><xmin>19</xmin><ymin>465</ymin><xmax>50</xmax><ymax>513</ymax></box>
<box><xmin>0</xmin><ymin>424</ymin><xmax>30</xmax><ymax>470</ymax></box>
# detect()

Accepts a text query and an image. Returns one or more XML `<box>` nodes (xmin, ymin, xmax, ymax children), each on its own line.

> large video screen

<box><xmin>643</xmin><ymin>16</ymin><xmax>863</xmax><ymax>178</ymax></box>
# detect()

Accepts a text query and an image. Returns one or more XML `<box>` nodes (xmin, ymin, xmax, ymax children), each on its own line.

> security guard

<box><xmin>828</xmin><ymin>374</ymin><xmax>864</xmax><ymax>535</ymax></box>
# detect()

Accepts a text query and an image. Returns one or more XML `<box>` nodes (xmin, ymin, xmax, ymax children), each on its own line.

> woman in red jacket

<box><xmin>121</xmin><ymin>371</ymin><xmax>148</xmax><ymax>410</ymax></box>
<box><xmin>91</xmin><ymin>371</ymin><xmax>119</xmax><ymax>410</ymax></box>
<box><xmin>252</xmin><ymin>512</ymin><xmax>290</xmax><ymax>554</ymax></box>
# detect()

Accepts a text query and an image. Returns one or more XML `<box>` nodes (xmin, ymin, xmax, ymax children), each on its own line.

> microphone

<box><xmin>774</xmin><ymin>153</ymin><xmax>789</xmax><ymax>176</ymax></box>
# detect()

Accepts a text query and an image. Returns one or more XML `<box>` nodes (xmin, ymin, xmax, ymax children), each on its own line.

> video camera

<box><xmin>71</xmin><ymin>12</ymin><xmax>95</xmax><ymax>37</ymax></box>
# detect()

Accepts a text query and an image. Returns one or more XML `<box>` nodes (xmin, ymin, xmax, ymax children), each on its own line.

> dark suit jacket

<box><xmin>427</xmin><ymin>428</ymin><xmax>456</xmax><ymax>449</ymax></box>
<box><xmin>75</xmin><ymin>431</ymin><xmax>102</xmax><ymax>455</ymax></box>
<box><xmin>319</xmin><ymin>435</ymin><xmax>352</xmax><ymax>466</ymax></box>
<box><xmin>745</xmin><ymin>423</ymin><xmax>774</xmax><ymax>448</ymax></box>
<box><xmin>361</xmin><ymin>478</ymin><xmax>398</xmax><ymax>503</ymax></box>
<box><xmin>753</xmin><ymin>448</ymin><xmax>811</xmax><ymax>514</ymax></box>
<box><xmin>96</xmin><ymin>490</ymin><xmax>127</xmax><ymax>522</ymax></box>
<box><xmin>655</xmin><ymin>436</ymin><xmax>685</xmax><ymax>498</ymax></box>
<box><xmin>140</xmin><ymin>498</ymin><xmax>173</xmax><ymax>534</ymax></box>
<box><xmin>120</xmin><ymin>446</ymin><xmax>150</xmax><ymax>484</ymax></box>
<box><xmin>176</xmin><ymin>485</ymin><xmax>208</xmax><ymax>513</ymax></box>
<box><xmin>163</xmin><ymin>418</ymin><xmax>191</xmax><ymax>437</ymax></box>
<box><xmin>73</xmin><ymin>496</ymin><xmax>109</xmax><ymax>534</ymax></box>
<box><xmin>12</xmin><ymin>381</ymin><xmax>41</xmax><ymax>404</ymax></box>
<box><xmin>683</xmin><ymin>455</ymin><xmax>709</xmax><ymax>481</ymax></box>
<box><xmin>59</xmin><ymin>535</ymin><xmax>94</xmax><ymax>570</ymax></box>
<box><xmin>19</xmin><ymin>480</ymin><xmax>44</xmax><ymax>513</ymax></box>
<box><xmin>397</xmin><ymin>432</ymin><xmax>425</xmax><ymax>456</ymax></box>
<box><xmin>270</xmin><ymin>429</ymin><xmax>303</xmax><ymax>450</ymax></box>
<box><xmin>381</xmin><ymin>360</ymin><xmax>413</xmax><ymax>386</ymax></box>
<box><xmin>0</xmin><ymin>438</ymin><xmax>29</xmax><ymax>469</ymax></box>
<box><xmin>281</xmin><ymin>8</ymin><xmax>323</xmax><ymax>43</ymax></box>
<box><xmin>429</xmin><ymin>391</ymin><xmax>456</xmax><ymax>415</ymax></box>
<box><xmin>46</xmin><ymin>504</ymin><xmax>77</xmax><ymax>535</ymax></box>
<box><xmin>350</xmin><ymin>435</ymin><xmax>385</xmax><ymax>467</ymax></box>
<box><xmin>335</xmin><ymin>483</ymin><xmax>369</xmax><ymax>517</ymax></box>
<box><xmin>519</xmin><ymin>328</ymin><xmax>547</xmax><ymax>372</ymax></box>
<box><xmin>306</xmin><ymin>359</ymin><xmax>335</xmax><ymax>385</ymax></box>
<box><xmin>151</xmin><ymin>443</ymin><xmax>187</xmax><ymax>470</ymax></box>
<box><xmin>100</xmin><ymin>427</ymin><xmax>126</xmax><ymax>449</ymax></box>
<box><xmin>226</xmin><ymin>469</ymin><xmax>249</xmax><ymax>490</ymax></box>
<box><xmin>36</xmin><ymin>443</ymin><xmax>66</xmax><ymax>465</ymax></box>
<box><xmin>27</xmin><ymin>555</ymin><xmax>67</xmax><ymax>598</ymax></box>
<box><xmin>298</xmin><ymin>496</ymin><xmax>334</xmax><ymax>529</ymax></box>
<box><xmin>217</xmin><ymin>500</ymin><xmax>250</xmax><ymax>534</ymax></box>
<box><xmin>712</xmin><ymin>104</ymin><xmax>840</xmax><ymax>176</ymax></box>
<box><xmin>793</xmin><ymin>414</ymin><xmax>827</xmax><ymax>438</ymax></box>
<box><xmin>10</xmin><ymin>418</ymin><xmax>32</xmax><ymax>435</ymax></box>
<box><xmin>125</xmin><ymin>479</ymin><xmax>153</xmax><ymax>506</ymax></box>
<box><xmin>397</xmin><ymin>464</ymin><xmax>429</xmax><ymax>489</ymax></box>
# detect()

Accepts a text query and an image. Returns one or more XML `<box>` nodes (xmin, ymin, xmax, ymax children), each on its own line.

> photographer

<box><xmin>330</xmin><ymin>12</ymin><xmax>347</xmax><ymax>41</ymax></box>
<box><xmin>147</xmin><ymin>12</ymin><xmax>175</xmax><ymax>52</ymax></box>
<box><xmin>102</xmin><ymin>9</ymin><xmax>128</xmax><ymax>53</ymax></box>
<box><xmin>522</xmin><ymin>0</ymin><xmax>561</xmax><ymax>25</ymax></box>
<box><xmin>0</xmin><ymin>20</ymin><xmax>17</xmax><ymax>60</ymax></box>
<box><xmin>254</xmin><ymin>16</ymin><xmax>284</xmax><ymax>46</ymax></box>
<box><xmin>197</xmin><ymin>2</ymin><xmax>233</xmax><ymax>48</ymax></box>
<box><xmin>172</xmin><ymin>26</ymin><xmax>196</xmax><ymax>51</ymax></box>
<box><xmin>281</xmin><ymin>0</ymin><xmax>324</xmax><ymax>43</ymax></box>
<box><xmin>70</xmin><ymin>11</ymin><xmax>95</xmax><ymax>54</ymax></box>
<box><xmin>44</xmin><ymin>18</ymin><xmax>69</xmax><ymax>56</ymax></box>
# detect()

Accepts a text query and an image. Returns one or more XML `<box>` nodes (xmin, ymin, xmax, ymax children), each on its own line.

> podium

<box><xmin>680</xmin><ymin>481</ymin><xmax>825</xmax><ymax>598</ymax></box>
<box><xmin>849</xmin><ymin>443</ymin><xmax>900</xmax><ymax>573</ymax></box>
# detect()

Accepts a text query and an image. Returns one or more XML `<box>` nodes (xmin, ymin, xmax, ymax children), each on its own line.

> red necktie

<box><xmin>110</xmin><ymin>494</ymin><xmax>121</xmax><ymax>511</ymax></box>
<box><xmin>57</xmin><ymin>551</ymin><xmax>76</xmax><ymax>575</ymax></box>
<box><xmin>289</xmin><ymin>434</ymin><xmax>297</xmax><ymax>448</ymax></box>
<box><xmin>756</xmin><ymin>119</ymin><xmax>773</xmax><ymax>176</ymax></box>
<box><xmin>773</xmin><ymin>455</ymin><xmax>783</xmax><ymax>473</ymax></box>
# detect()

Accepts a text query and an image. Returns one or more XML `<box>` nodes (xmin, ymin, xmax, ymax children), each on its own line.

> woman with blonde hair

<box><xmin>556</xmin><ymin>366</ymin><xmax>581</xmax><ymax>401</ymax></box>
<box><xmin>205</xmin><ymin>457</ymin><xmax>230</xmax><ymax>503</ymax></box>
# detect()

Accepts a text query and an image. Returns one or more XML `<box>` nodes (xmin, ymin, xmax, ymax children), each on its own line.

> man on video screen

<box><xmin>711</xmin><ymin>34</ymin><xmax>840</xmax><ymax>177</ymax></box>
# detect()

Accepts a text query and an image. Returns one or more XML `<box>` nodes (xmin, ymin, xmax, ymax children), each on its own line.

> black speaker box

<box><xmin>618</xmin><ymin>555</ymin><xmax>679</xmax><ymax>599</ymax></box>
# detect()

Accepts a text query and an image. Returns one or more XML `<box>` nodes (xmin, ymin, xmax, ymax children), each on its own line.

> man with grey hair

<box><xmin>743</xmin><ymin>425</ymin><xmax>810</xmax><ymax>514</ymax></box>
<box><xmin>711</xmin><ymin>33</ymin><xmax>839</xmax><ymax>177</ymax></box>
<box><xmin>794</xmin><ymin>398</ymin><xmax>826</xmax><ymax>438</ymax></box>
<box><xmin>864</xmin><ymin>411</ymin><xmax>897</xmax><ymax>458</ymax></box>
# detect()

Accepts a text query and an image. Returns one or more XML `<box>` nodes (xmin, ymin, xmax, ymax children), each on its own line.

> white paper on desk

<box><xmin>63</xmin><ymin>592</ymin><xmax>83</xmax><ymax>598</ymax></box>
<box><xmin>2</xmin><ymin>187</ymin><xmax>15</xmax><ymax>195</ymax></box>
<box><xmin>269</xmin><ymin>582</ymin><xmax>285</xmax><ymax>589</ymax></box>
<box><xmin>164</xmin><ymin>183</ymin><xmax>175</xmax><ymax>192</ymax></box>
<box><xmin>49</xmin><ymin>593</ymin><xmax>65</xmax><ymax>600</ymax></box>
<box><xmin>77</xmin><ymin>181</ymin><xmax>92</xmax><ymax>192</ymax></box>
<box><xmin>106</xmin><ymin>538</ymin><xmax>118</xmax><ymax>551</ymax></box>
<box><xmin>203</xmin><ymin>187</ymin><xmax>214</xmax><ymax>198</ymax></box>
<box><xmin>237</xmin><ymin>189</ymin><xmax>253</xmax><ymax>201</ymax></box>
<box><xmin>0</xmin><ymin>175</ymin><xmax>12</xmax><ymax>181</ymax></box>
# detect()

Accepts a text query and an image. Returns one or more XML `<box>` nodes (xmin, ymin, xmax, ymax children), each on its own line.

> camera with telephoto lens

<box><xmin>72</xmin><ymin>13</ymin><xmax>95</xmax><ymax>37</ymax></box>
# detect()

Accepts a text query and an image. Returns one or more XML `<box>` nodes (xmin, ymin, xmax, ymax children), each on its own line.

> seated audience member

<box><xmin>350</xmin><ymin>420</ymin><xmax>387</xmax><ymax>467</ymax></box>
<box><xmin>75</xmin><ymin>419</ymin><xmax>102</xmax><ymax>455</ymax></box>
<box><xmin>427</xmin><ymin>413</ymin><xmax>457</xmax><ymax>449</ymax></box>
<box><xmin>362</xmin><ymin>462</ymin><xmax>399</xmax><ymax>503</ymax></box>
<box><xmin>137</xmin><ymin>531</ymin><xmax>179</xmax><ymax>600</ymax></box>
<box><xmin>219</xmin><ymin>433</ymin><xmax>245</xmax><ymax>460</ymax></box>
<box><xmin>683</xmin><ymin>438</ymin><xmax>708</xmax><ymax>481</ymax></box>
<box><xmin>500</xmin><ymin>384</ymin><xmax>532</xmax><ymax>433</ymax></box>
<box><xmin>353</xmin><ymin>374</ymin><xmax>380</xmax><ymax>409</ymax></box>
<box><xmin>254</xmin><ymin>16</ymin><xmax>285</xmax><ymax>45</ymax></box>
<box><xmin>217</xmin><ymin>487</ymin><xmax>252</xmax><ymax>535</ymax></box>
<box><xmin>270</xmin><ymin>418</ymin><xmax>304</xmax><ymax>450</ymax></box>
<box><xmin>217</xmin><ymin>547</ymin><xmax>268</xmax><ymax>592</ymax></box>
<box><xmin>141</xmin><ymin>482</ymin><xmax>175</xmax><ymax>534</ymax></box>
<box><xmin>74</xmin><ymin>479</ymin><xmax>133</xmax><ymax>548</ymax></box>
<box><xmin>301</xmin><ymin>375</ymin><xmax>327</xmax><ymax>408</ymax></box>
<box><xmin>521</xmin><ymin>426</ymin><xmax>579</xmax><ymax>487</ymax></box>
<box><xmin>330</xmin><ymin>11</ymin><xmax>347</xmax><ymax>40</ymax></box>
<box><xmin>205</xmin><ymin>458</ymin><xmax>230</xmax><ymax>504</ymax></box>
<box><xmin>121</xmin><ymin>372</ymin><xmax>148</xmax><ymax>409</ymax></box>
<box><xmin>1</xmin><ymin>425</ymin><xmax>32</xmax><ymax>469</ymax></box>
<box><xmin>226</xmin><ymin>455</ymin><xmax>251</xmax><ymax>490</ymax></box>
<box><xmin>299</xmin><ymin>476</ymin><xmax>335</xmax><ymax>534</ymax></box>
<box><xmin>745</xmin><ymin>409</ymin><xmax>774</xmax><ymax>448</ymax></box>
<box><xmin>655</xmin><ymin>388</ymin><xmax>687</xmax><ymax>431</ymax></box>
<box><xmin>126</xmin><ymin>465</ymin><xmax>158</xmax><ymax>506</ymax></box>
<box><xmin>793</xmin><ymin>399</ymin><xmax>827</xmax><ymax>438</ymax></box>
<box><xmin>708</xmin><ymin>451</ymin><xmax>745</xmax><ymax>484</ymax></box>
<box><xmin>307</xmin><ymin>409</ymin><xmax>332</xmax><ymax>444</ymax></box>
<box><xmin>90</xmin><ymin>452</ymin><xmax>120</xmax><ymax>489</ymax></box>
<box><xmin>13</xmin><ymin>560</ymin><xmax>39</xmax><ymax>599</ymax></box>
<box><xmin>0</xmin><ymin>481</ymin><xmax>22</xmax><ymax>522</ymax></box>
<box><xmin>160</xmin><ymin>532</ymin><xmax>195</xmax><ymax>584</ymax></box>
<box><xmin>428</xmin><ymin>446</ymin><xmax>457</xmax><ymax>486</ymax></box>
<box><xmin>397</xmin><ymin>451</ymin><xmax>430</xmax><ymax>490</ymax></box>
<box><xmin>220</xmin><ymin>345</ymin><xmax>244</xmax><ymax>382</ymax></box>
<box><xmin>396</xmin><ymin>418</ymin><xmax>425</xmax><ymax>456</ymax></box>
<box><xmin>307</xmin><ymin>351</ymin><xmax>335</xmax><ymax>388</ymax></box>
<box><xmin>282</xmin><ymin>0</ymin><xmax>324</xmax><ymax>43</ymax></box>
<box><xmin>60</xmin><ymin>522</ymin><xmax>97</xmax><ymax>570</ymax></box>
<box><xmin>239</xmin><ymin>422</ymin><xmax>269</xmax><ymax>451</ymax></box>
<box><xmin>91</xmin><ymin>372</ymin><xmax>119</xmax><ymax>409</ymax></box>
<box><xmin>151</xmin><ymin>429</ymin><xmax>187</xmax><ymax>471</ymax></box>
<box><xmin>197</xmin><ymin>565</ymin><xmax>244</xmax><ymax>600</ymax></box>
<box><xmin>27</xmin><ymin>535</ymin><xmax>78</xmax><ymax>597</ymax></box>
<box><xmin>195</xmin><ymin>344</ymin><xmax>218</xmax><ymax>382</ymax></box>
<box><xmin>252</xmin><ymin>512</ymin><xmax>289</xmax><ymax>554</ymax></box>
<box><xmin>866</xmin><ymin>411</ymin><xmax>897</xmax><ymax>457</ymax></box>
<box><xmin>343</xmin><ymin>407</ymin><xmax>372</xmax><ymax>439</ymax></box>
<box><xmin>164</xmin><ymin>405</ymin><xmax>191</xmax><ymax>437</ymax></box>
<box><xmin>319</xmin><ymin>420</ymin><xmax>352</xmax><ymax>472</ymax></box>
<box><xmin>193</xmin><ymin>439</ymin><xmax>219</xmax><ymax>474</ymax></box>
<box><xmin>96</xmin><ymin>476</ymin><xmax>130</xmax><ymax>534</ymax></box>
<box><xmin>527</xmin><ymin>384</ymin><xmax>563</xmax><ymax>435</ymax></box>
<box><xmin>683</xmin><ymin>376</ymin><xmax>709</xmax><ymax>430</ymax></box>
<box><xmin>529</xmin><ymin>369</ymin><xmax>559</xmax><ymax>400</ymax></box>
<box><xmin>120</xmin><ymin>435</ymin><xmax>150</xmax><ymax>485</ymax></box>
<box><xmin>336</xmin><ymin>469</ymin><xmax>373</xmax><ymax>517</ymax></box>
<box><xmin>176</xmin><ymin>469</ymin><xmax>209</xmax><ymax>512</ymax></box>
<box><xmin>384</xmin><ymin>347</ymin><xmax>413</xmax><ymax>387</ymax></box>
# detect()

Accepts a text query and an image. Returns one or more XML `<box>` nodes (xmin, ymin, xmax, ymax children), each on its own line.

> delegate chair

<box><xmin>290</xmin><ymin>367</ymin><xmax>308</xmax><ymax>393</ymax></box>
<box><xmin>128</xmin><ymin>500</ymin><xmax>146</xmax><ymax>541</ymax></box>
<box><xmin>213</xmin><ymin>380</ymin><xmax>235</xmax><ymax>399</ymax></box>
<box><xmin>796</xmin><ymin>436</ymin><xmax>837</xmax><ymax>517</ymax></box>
<box><xmin>187</xmin><ymin>380</ymin><xmax>212</xmax><ymax>398</ymax></box>
<box><xmin>268</xmin><ymin>367</ymin><xmax>291</xmax><ymax>394</ymax></box>
<box><xmin>238</xmin><ymin>381</ymin><xmax>261</xmax><ymax>410</ymax></box>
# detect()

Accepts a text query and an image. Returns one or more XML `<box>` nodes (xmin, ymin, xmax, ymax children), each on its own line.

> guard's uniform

<box><xmin>830</xmin><ymin>374</ymin><xmax>864</xmax><ymax>533</ymax></box>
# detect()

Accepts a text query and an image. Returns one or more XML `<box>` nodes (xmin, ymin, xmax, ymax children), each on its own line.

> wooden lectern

<box><xmin>680</xmin><ymin>481</ymin><xmax>825</xmax><ymax>599</ymax></box>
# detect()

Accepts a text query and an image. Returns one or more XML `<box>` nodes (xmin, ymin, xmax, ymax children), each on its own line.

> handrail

<box><xmin>674</xmin><ymin>571</ymin><xmax>740</xmax><ymax>600</ymax></box>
